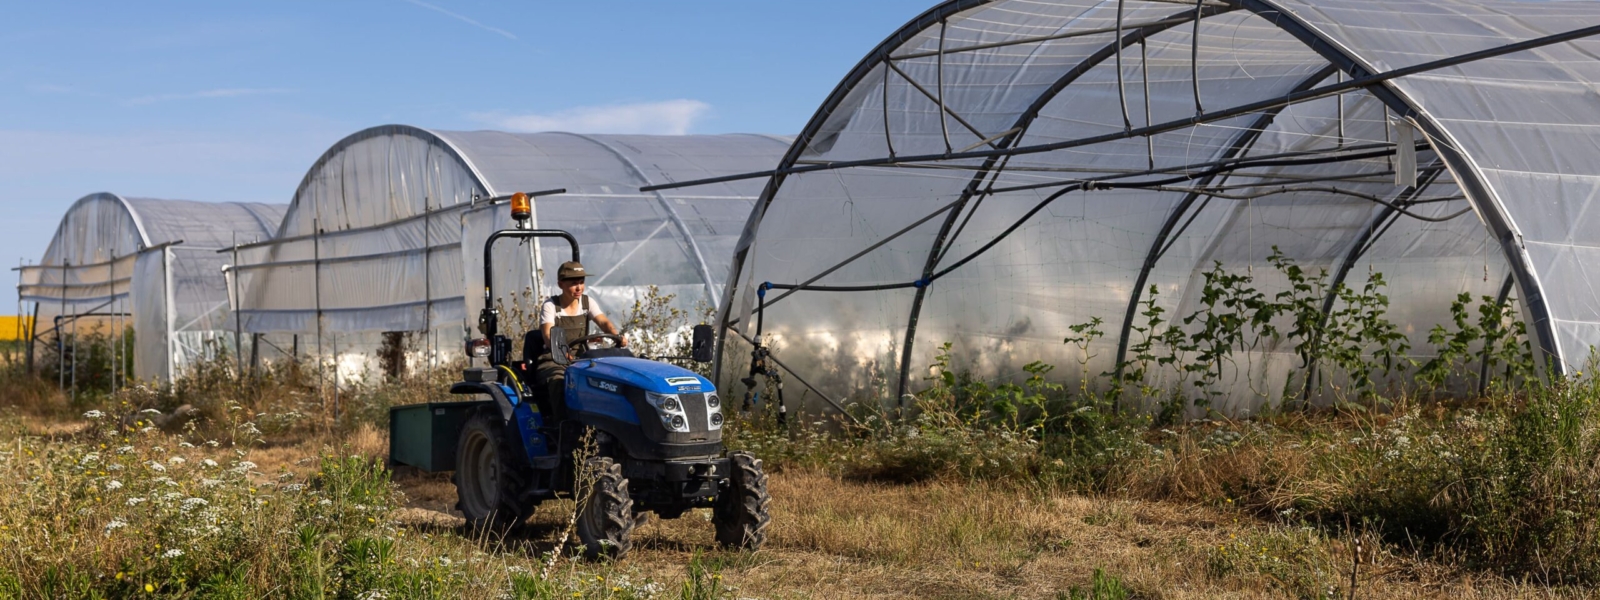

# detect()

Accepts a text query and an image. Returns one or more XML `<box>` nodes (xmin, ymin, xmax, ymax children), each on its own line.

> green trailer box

<box><xmin>388</xmin><ymin>401</ymin><xmax>486</xmax><ymax>472</ymax></box>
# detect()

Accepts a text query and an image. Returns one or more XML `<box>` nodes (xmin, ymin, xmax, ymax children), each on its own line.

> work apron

<box><xmin>535</xmin><ymin>295</ymin><xmax>592</xmax><ymax>387</ymax></box>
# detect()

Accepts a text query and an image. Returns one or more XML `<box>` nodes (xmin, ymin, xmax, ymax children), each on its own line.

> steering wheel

<box><xmin>566</xmin><ymin>333</ymin><xmax>625</xmax><ymax>357</ymax></box>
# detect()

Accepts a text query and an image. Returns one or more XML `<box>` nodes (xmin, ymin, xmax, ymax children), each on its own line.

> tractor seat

<box><xmin>522</xmin><ymin>329</ymin><xmax>544</xmax><ymax>361</ymax></box>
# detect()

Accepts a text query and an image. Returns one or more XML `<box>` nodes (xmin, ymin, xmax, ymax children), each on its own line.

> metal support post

<box><xmin>313</xmin><ymin>218</ymin><xmax>324</xmax><ymax>412</ymax></box>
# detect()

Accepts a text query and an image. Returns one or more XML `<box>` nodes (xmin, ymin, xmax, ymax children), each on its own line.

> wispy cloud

<box><xmin>400</xmin><ymin>0</ymin><xmax>516</xmax><ymax>40</ymax></box>
<box><xmin>126</xmin><ymin>88</ymin><xmax>292</xmax><ymax>105</ymax></box>
<box><xmin>476</xmin><ymin>100</ymin><xmax>713</xmax><ymax>135</ymax></box>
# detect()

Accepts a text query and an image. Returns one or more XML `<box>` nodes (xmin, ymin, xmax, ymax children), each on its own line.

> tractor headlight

<box><xmin>646</xmin><ymin>392</ymin><xmax>683</xmax><ymax>413</ymax></box>
<box><xmin>706</xmin><ymin>394</ymin><xmax>720</xmax><ymax>409</ymax></box>
<box><xmin>647</xmin><ymin>392</ymin><xmax>692</xmax><ymax>432</ymax></box>
<box><xmin>710</xmin><ymin>412</ymin><xmax>723</xmax><ymax>427</ymax></box>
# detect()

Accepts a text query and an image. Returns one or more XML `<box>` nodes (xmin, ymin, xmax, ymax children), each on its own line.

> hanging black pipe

<box><xmin>641</xmin><ymin>20</ymin><xmax>1600</xmax><ymax>195</ymax></box>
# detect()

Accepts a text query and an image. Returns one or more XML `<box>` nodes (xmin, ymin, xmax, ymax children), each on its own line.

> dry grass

<box><xmin>1</xmin><ymin>403</ymin><xmax>1595</xmax><ymax>599</ymax></box>
<box><xmin>5</xmin><ymin>352</ymin><xmax>1600</xmax><ymax>599</ymax></box>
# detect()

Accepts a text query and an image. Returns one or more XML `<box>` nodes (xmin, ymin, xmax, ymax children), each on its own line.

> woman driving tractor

<box><xmin>534</xmin><ymin>260</ymin><xmax>628</xmax><ymax>407</ymax></box>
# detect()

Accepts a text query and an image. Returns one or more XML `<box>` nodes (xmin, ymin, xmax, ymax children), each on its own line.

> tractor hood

<box><xmin>572</xmin><ymin>357</ymin><xmax>714</xmax><ymax>395</ymax></box>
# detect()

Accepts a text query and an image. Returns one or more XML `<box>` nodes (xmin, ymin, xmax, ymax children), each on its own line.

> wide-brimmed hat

<box><xmin>557</xmin><ymin>261</ymin><xmax>587</xmax><ymax>280</ymax></box>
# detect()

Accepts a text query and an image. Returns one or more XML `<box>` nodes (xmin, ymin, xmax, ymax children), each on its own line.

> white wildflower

<box><xmin>126</xmin><ymin>497</ymin><xmax>146</xmax><ymax>506</ymax></box>
<box><xmin>103</xmin><ymin>519</ymin><xmax>128</xmax><ymax>535</ymax></box>
<box><xmin>179</xmin><ymin>442</ymin><xmax>194</xmax><ymax>448</ymax></box>
<box><xmin>205</xmin><ymin>440</ymin><xmax>220</xmax><ymax>447</ymax></box>
<box><xmin>202</xmin><ymin>459</ymin><xmax>218</xmax><ymax>468</ymax></box>
<box><xmin>161</xmin><ymin>548</ymin><xmax>184</xmax><ymax>559</ymax></box>
<box><xmin>181</xmin><ymin>497</ymin><xmax>209</xmax><ymax>512</ymax></box>
<box><xmin>201</xmin><ymin>478</ymin><xmax>223</xmax><ymax>488</ymax></box>
<box><xmin>82</xmin><ymin>410</ymin><xmax>104</xmax><ymax>419</ymax></box>
<box><xmin>168</xmin><ymin>456</ymin><xmax>186</xmax><ymax>465</ymax></box>
<box><xmin>80</xmin><ymin>453</ymin><xmax>100</xmax><ymax>465</ymax></box>
<box><xmin>148</xmin><ymin>461</ymin><xmax>167</xmax><ymax>473</ymax></box>
<box><xmin>238</xmin><ymin>461</ymin><xmax>257</xmax><ymax>470</ymax></box>
<box><xmin>105</xmin><ymin>479</ymin><xmax>123</xmax><ymax>490</ymax></box>
<box><xmin>116</xmin><ymin>446</ymin><xmax>135</xmax><ymax>454</ymax></box>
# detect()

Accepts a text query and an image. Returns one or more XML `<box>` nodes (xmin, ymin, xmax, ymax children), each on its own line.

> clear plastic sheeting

<box><xmin>18</xmin><ymin>193</ymin><xmax>287</xmax><ymax>381</ymax></box>
<box><xmin>233</xmin><ymin>125</ymin><xmax>790</xmax><ymax>371</ymax></box>
<box><xmin>718</xmin><ymin>0</ymin><xmax>1600</xmax><ymax>416</ymax></box>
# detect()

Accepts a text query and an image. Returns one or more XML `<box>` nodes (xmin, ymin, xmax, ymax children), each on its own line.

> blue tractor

<box><xmin>388</xmin><ymin>191</ymin><xmax>770</xmax><ymax>559</ymax></box>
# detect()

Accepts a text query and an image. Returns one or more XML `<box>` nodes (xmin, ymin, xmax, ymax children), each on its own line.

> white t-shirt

<box><xmin>540</xmin><ymin>295</ymin><xmax>605</xmax><ymax>329</ymax></box>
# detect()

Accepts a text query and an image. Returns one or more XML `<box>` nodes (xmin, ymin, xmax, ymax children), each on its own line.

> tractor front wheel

<box><xmin>713</xmin><ymin>452</ymin><xmax>771</xmax><ymax>550</ymax></box>
<box><xmin>575</xmin><ymin>457</ymin><xmax>635</xmax><ymax>559</ymax></box>
<box><xmin>454</xmin><ymin>412</ymin><xmax>534</xmax><ymax>532</ymax></box>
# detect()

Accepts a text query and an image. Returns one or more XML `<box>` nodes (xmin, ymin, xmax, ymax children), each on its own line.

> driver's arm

<box><xmin>592</xmin><ymin>313</ymin><xmax>628</xmax><ymax>347</ymax></box>
<box><xmin>539</xmin><ymin>301</ymin><xmax>557</xmax><ymax>353</ymax></box>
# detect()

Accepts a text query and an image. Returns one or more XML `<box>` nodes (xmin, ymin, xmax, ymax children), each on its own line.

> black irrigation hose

<box><xmin>760</xmin><ymin>146</ymin><xmax>1469</xmax><ymax>296</ymax></box>
<box><xmin>645</xmin><ymin>20</ymin><xmax>1600</xmax><ymax>195</ymax></box>
<box><xmin>1142</xmin><ymin>185</ymin><xmax>1473</xmax><ymax>222</ymax></box>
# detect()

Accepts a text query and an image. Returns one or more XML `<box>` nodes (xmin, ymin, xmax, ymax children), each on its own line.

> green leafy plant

<box><xmin>1322</xmin><ymin>268</ymin><xmax>1410</xmax><ymax>404</ymax></box>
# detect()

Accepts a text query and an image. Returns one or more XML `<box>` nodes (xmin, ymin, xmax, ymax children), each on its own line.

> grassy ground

<box><xmin>2</xmin><ymin>357</ymin><xmax>1600</xmax><ymax>598</ymax></box>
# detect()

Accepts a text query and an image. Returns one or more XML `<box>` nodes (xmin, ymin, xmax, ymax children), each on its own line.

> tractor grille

<box><xmin>680</xmin><ymin>392</ymin><xmax>709</xmax><ymax>432</ymax></box>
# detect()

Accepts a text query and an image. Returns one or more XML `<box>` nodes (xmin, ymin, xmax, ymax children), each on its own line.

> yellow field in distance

<box><xmin>0</xmin><ymin>316</ymin><xmax>34</xmax><ymax>341</ymax></box>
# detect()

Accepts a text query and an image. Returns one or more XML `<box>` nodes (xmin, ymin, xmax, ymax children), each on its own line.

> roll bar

<box><xmin>481</xmin><ymin>229</ymin><xmax>579</xmax><ymax>307</ymax></box>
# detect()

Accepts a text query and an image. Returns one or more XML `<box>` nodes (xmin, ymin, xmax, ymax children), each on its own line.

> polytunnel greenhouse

<box><xmin>17</xmin><ymin>192</ymin><xmax>286</xmax><ymax>383</ymax></box>
<box><xmin>703</xmin><ymin>0</ymin><xmax>1600</xmax><ymax>416</ymax></box>
<box><xmin>230</xmin><ymin>125</ymin><xmax>790</xmax><ymax>378</ymax></box>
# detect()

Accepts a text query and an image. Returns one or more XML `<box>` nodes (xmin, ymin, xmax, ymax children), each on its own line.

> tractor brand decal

<box><xmin>677</xmin><ymin>386</ymin><xmax>702</xmax><ymax>393</ymax></box>
<box><xmin>665</xmin><ymin>377</ymin><xmax>700</xmax><ymax>386</ymax></box>
<box><xmin>588</xmin><ymin>378</ymin><xmax>619</xmax><ymax>393</ymax></box>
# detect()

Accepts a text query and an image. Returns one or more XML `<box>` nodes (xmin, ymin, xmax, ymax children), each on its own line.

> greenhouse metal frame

<box><xmin>17</xmin><ymin>193</ymin><xmax>286</xmax><ymax>388</ymax></box>
<box><xmin>228</xmin><ymin>126</ymin><xmax>790</xmax><ymax>395</ymax></box>
<box><xmin>688</xmin><ymin>0</ymin><xmax>1600</xmax><ymax>415</ymax></box>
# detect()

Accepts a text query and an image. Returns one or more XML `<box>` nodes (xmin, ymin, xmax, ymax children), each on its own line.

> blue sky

<box><xmin>0</xmin><ymin>0</ymin><xmax>934</xmax><ymax>297</ymax></box>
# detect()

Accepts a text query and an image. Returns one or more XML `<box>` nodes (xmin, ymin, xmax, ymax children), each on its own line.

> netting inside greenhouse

<box><xmin>18</xmin><ymin>193</ymin><xmax>286</xmax><ymax>383</ymax></box>
<box><xmin>711</xmin><ymin>0</ymin><xmax>1600</xmax><ymax>417</ymax></box>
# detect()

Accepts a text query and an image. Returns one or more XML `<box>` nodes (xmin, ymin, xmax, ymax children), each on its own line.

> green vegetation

<box><xmin>0</xmin><ymin>262</ymin><xmax>1592</xmax><ymax>596</ymax></box>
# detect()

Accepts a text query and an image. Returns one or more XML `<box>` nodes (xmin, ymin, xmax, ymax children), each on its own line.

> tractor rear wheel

<box><xmin>454</xmin><ymin>411</ymin><xmax>533</xmax><ymax>532</ymax></box>
<box><xmin>713</xmin><ymin>452</ymin><xmax>771</xmax><ymax>550</ymax></box>
<box><xmin>575</xmin><ymin>457</ymin><xmax>634</xmax><ymax>559</ymax></box>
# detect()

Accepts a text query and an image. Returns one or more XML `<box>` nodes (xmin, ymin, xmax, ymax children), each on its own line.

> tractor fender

<box><xmin>449</xmin><ymin>382</ymin><xmax>515</xmax><ymax>422</ymax></box>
